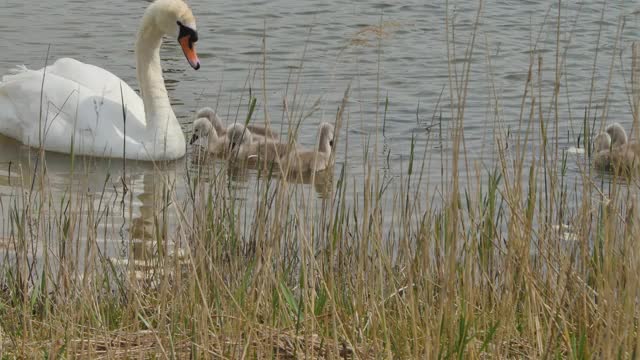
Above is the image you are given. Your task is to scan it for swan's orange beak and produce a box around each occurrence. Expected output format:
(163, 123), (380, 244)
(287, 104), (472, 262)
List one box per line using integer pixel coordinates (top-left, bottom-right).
(179, 35), (200, 70)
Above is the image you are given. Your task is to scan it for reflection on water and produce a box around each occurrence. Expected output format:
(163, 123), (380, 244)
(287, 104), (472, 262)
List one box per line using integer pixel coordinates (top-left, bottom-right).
(128, 173), (162, 245)
(188, 148), (335, 199)
(281, 168), (335, 199)
(118, 172), (189, 282)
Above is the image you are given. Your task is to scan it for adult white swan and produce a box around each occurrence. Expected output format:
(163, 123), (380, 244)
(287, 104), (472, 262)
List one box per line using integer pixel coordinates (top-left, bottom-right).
(0, 0), (200, 160)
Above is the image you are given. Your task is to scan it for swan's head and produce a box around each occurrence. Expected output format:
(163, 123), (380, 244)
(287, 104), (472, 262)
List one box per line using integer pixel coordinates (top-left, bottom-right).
(318, 122), (335, 152)
(196, 107), (225, 134)
(190, 117), (214, 145)
(226, 124), (253, 152)
(593, 132), (612, 153)
(147, 0), (200, 70)
(606, 122), (628, 147)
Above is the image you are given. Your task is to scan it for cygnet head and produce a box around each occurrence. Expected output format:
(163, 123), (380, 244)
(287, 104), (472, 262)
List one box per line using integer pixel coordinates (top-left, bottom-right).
(318, 122), (335, 153)
(143, 0), (200, 70)
(593, 132), (612, 153)
(190, 117), (214, 145)
(605, 122), (628, 147)
(196, 107), (225, 134)
(226, 123), (253, 152)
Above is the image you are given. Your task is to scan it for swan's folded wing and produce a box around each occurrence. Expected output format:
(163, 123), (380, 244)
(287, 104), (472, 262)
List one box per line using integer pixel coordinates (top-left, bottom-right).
(247, 124), (279, 140)
(48, 58), (147, 126)
(0, 69), (147, 157)
(4, 58), (146, 127)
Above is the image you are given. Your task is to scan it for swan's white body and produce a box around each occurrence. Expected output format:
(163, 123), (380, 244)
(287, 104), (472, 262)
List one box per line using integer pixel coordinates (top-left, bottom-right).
(0, 58), (166, 159)
(0, 0), (200, 160)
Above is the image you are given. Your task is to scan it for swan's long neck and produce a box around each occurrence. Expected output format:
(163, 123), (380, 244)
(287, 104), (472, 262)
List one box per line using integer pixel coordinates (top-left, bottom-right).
(136, 22), (177, 137)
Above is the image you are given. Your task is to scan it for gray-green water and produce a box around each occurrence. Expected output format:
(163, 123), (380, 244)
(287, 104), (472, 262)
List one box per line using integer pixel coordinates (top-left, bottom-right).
(1, 0), (639, 261)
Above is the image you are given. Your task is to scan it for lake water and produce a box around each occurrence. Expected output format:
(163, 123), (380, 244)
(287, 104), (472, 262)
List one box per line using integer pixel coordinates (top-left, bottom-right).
(1, 0), (639, 262)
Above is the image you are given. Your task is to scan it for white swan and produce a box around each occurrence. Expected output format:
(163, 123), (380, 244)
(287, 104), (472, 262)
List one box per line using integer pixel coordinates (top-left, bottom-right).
(195, 107), (279, 142)
(284, 122), (334, 173)
(0, 0), (200, 160)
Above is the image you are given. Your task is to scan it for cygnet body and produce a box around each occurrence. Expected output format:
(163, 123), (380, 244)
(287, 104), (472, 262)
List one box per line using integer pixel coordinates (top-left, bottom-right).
(226, 123), (295, 164)
(196, 107), (279, 142)
(226, 123), (255, 161)
(606, 122), (629, 147)
(248, 141), (296, 164)
(189, 117), (228, 156)
(593, 123), (640, 174)
(284, 122), (335, 173)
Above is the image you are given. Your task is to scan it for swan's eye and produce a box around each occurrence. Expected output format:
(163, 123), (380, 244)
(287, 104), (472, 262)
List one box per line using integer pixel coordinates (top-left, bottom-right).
(177, 21), (200, 70)
(329, 140), (334, 147)
(177, 21), (198, 45)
